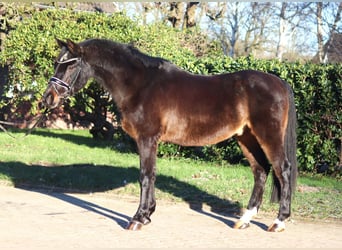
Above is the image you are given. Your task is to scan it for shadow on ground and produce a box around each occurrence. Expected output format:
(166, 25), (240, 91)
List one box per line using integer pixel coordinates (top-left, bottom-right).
(31, 129), (137, 152)
(41, 191), (132, 229)
(31, 130), (110, 148)
(0, 130), (267, 230)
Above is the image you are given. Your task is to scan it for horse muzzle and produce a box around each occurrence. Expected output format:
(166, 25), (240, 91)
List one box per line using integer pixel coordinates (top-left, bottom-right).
(42, 87), (61, 110)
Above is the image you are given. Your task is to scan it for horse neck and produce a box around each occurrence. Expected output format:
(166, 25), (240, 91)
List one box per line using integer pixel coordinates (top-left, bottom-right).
(89, 58), (146, 109)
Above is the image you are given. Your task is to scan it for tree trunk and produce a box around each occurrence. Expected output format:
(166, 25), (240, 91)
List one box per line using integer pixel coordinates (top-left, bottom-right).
(322, 2), (342, 63)
(276, 2), (287, 61)
(229, 3), (239, 58)
(316, 2), (324, 63)
(183, 2), (199, 29)
(168, 2), (185, 29)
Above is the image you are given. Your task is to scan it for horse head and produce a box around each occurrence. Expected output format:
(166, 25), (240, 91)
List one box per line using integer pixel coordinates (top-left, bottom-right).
(42, 39), (90, 109)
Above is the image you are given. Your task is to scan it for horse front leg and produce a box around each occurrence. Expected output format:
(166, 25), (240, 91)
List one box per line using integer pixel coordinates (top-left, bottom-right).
(126, 137), (157, 230)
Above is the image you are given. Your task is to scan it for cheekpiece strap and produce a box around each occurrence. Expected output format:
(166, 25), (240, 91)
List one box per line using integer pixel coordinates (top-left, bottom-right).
(56, 57), (81, 64)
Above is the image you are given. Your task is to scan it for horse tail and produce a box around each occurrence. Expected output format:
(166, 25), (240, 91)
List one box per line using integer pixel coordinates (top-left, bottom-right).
(271, 81), (298, 202)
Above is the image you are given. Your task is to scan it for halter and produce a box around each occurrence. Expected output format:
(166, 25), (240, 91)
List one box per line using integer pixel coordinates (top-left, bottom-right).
(49, 57), (82, 96)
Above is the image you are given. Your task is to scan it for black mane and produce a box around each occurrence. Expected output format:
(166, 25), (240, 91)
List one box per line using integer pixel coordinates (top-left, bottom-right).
(83, 39), (174, 70)
(126, 45), (171, 69)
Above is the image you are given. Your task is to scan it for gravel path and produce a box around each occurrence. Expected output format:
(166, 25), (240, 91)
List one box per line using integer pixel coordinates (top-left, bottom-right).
(1, 186), (341, 248)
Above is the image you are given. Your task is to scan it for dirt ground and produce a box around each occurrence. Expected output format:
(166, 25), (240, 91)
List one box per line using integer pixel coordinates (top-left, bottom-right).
(0, 186), (341, 248)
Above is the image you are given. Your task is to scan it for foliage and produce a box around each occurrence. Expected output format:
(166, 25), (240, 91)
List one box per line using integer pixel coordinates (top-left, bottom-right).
(0, 9), (341, 176)
(0, 3), (35, 40)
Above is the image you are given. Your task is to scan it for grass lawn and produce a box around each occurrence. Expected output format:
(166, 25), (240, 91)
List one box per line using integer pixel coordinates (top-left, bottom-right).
(0, 129), (341, 221)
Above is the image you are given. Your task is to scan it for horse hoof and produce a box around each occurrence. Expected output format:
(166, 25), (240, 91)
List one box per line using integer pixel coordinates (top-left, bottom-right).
(233, 220), (250, 229)
(126, 220), (143, 231)
(267, 223), (285, 232)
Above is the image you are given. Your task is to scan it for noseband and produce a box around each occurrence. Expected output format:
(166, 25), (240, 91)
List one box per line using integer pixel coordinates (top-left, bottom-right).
(49, 57), (82, 96)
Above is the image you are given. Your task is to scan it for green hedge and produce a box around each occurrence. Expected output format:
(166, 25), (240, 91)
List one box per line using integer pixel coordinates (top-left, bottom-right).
(0, 9), (341, 176)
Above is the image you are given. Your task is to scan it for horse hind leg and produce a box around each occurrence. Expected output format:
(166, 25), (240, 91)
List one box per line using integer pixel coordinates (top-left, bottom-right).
(234, 127), (271, 230)
(253, 130), (292, 232)
(267, 155), (292, 232)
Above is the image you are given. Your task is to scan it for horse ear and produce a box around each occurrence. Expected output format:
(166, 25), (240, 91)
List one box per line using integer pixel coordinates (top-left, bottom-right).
(56, 38), (67, 48)
(66, 39), (83, 56)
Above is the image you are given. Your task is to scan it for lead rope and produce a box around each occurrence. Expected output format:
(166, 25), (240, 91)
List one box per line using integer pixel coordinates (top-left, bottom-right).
(0, 108), (49, 139)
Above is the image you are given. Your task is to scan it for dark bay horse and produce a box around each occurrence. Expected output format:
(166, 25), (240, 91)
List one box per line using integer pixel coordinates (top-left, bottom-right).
(42, 38), (297, 232)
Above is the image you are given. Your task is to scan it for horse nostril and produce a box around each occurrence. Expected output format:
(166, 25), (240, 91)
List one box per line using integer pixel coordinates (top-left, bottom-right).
(43, 92), (59, 109)
(44, 93), (53, 106)
(38, 101), (44, 110)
